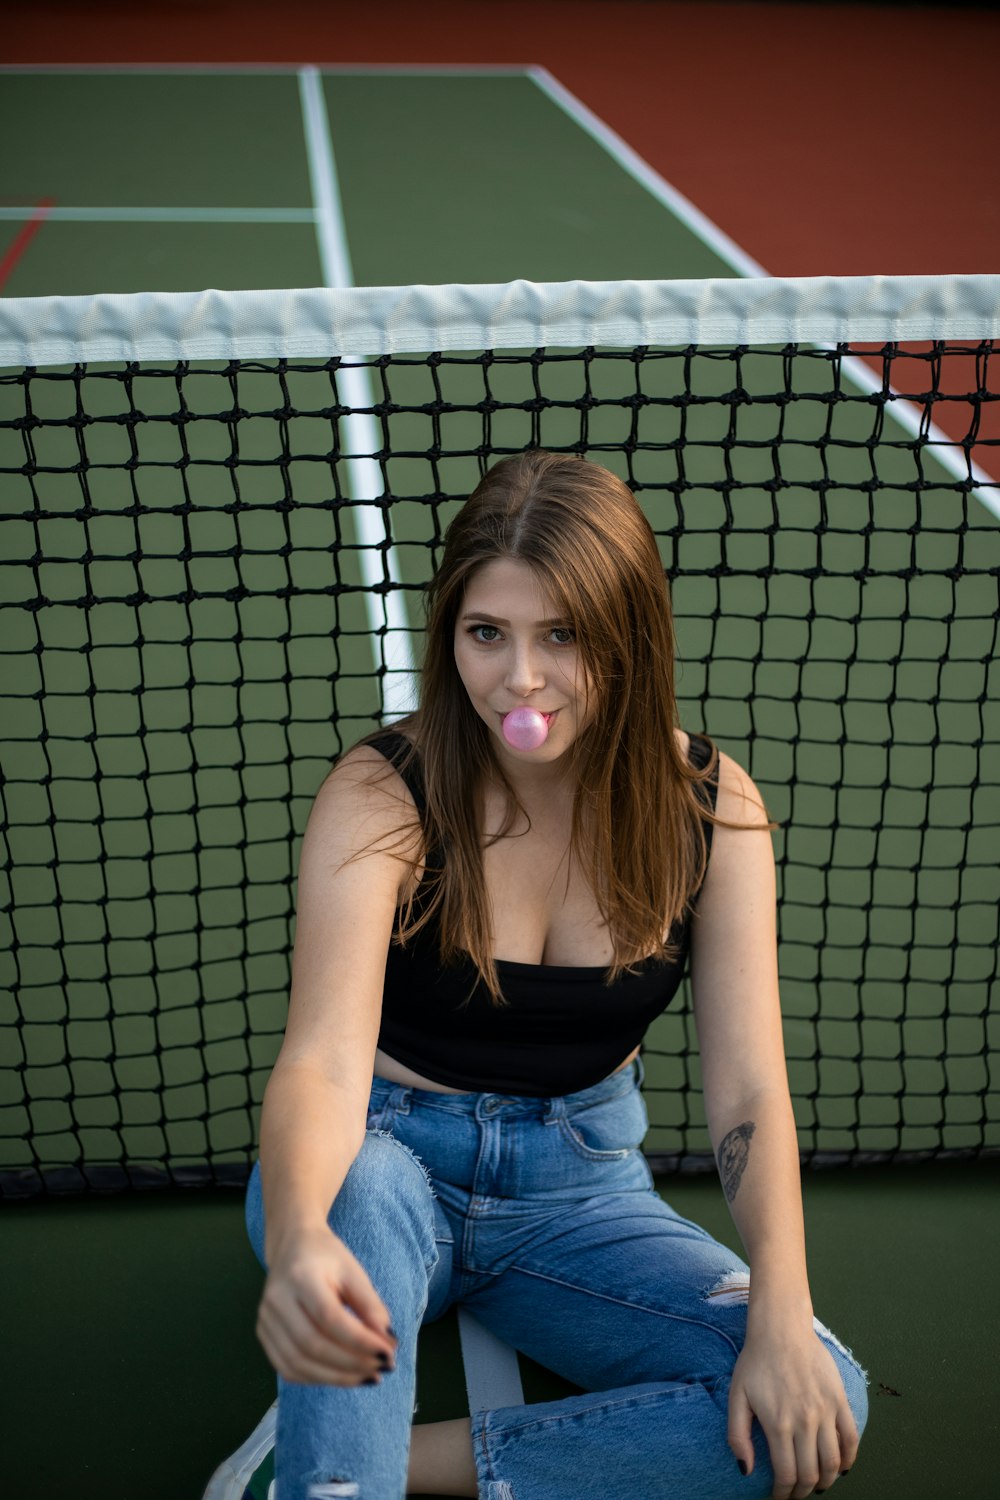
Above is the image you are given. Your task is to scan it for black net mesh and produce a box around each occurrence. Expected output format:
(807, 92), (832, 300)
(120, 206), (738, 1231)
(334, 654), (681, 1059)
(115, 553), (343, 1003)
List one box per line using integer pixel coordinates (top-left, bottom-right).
(1, 340), (998, 1196)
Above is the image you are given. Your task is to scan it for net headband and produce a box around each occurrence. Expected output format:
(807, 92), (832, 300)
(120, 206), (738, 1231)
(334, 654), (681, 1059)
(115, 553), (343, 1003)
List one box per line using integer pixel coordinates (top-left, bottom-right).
(3, 273), (999, 367)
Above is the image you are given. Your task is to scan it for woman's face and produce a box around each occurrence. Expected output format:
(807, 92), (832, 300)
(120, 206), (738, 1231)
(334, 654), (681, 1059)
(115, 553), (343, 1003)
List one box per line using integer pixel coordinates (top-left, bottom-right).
(453, 557), (594, 764)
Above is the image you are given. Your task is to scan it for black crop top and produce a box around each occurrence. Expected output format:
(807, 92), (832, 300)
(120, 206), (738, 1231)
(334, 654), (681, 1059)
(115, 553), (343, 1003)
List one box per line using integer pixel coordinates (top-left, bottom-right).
(370, 730), (719, 1096)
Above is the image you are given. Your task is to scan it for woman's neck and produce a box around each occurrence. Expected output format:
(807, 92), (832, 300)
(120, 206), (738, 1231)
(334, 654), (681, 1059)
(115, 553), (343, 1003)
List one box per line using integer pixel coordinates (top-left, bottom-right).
(490, 747), (579, 806)
(482, 762), (583, 847)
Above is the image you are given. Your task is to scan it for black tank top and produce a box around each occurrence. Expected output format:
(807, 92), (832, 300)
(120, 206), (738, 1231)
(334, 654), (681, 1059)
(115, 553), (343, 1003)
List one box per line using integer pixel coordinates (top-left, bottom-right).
(370, 729), (719, 1096)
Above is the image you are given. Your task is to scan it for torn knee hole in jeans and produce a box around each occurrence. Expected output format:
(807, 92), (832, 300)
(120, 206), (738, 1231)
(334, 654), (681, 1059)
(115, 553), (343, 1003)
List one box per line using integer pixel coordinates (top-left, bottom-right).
(306, 1481), (360, 1498)
(367, 1127), (439, 1201)
(703, 1274), (870, 1385)
(704, 1270), (751, 1305)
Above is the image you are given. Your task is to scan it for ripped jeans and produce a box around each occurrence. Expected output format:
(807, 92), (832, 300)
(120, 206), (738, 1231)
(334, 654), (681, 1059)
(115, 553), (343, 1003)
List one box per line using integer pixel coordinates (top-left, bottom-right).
(244, 1056), (869, 1500)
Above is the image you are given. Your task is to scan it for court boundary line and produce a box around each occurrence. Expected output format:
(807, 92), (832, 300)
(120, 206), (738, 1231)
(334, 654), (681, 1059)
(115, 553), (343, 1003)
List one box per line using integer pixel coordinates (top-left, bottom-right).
(297, 65), (417, 716)
(528, 66), (767, 280)
(528, 65), (998, 516)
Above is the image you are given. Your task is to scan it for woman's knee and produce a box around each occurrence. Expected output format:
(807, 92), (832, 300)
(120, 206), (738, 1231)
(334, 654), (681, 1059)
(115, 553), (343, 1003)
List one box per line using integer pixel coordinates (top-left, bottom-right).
(814, 1318), (870, 1438)
(245, 1130), (439, 1277)
(335, 1129), (439, 1274)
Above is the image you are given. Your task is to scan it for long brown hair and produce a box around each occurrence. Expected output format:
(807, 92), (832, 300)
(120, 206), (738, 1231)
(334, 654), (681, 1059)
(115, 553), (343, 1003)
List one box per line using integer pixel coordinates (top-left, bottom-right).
(356, 450), (726, 1004)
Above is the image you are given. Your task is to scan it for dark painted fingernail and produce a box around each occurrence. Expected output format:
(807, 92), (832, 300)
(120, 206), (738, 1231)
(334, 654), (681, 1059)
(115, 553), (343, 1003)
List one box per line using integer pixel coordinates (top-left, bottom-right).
(737, 1459), (747, 1476)
(387, 1325), (398, 1340)
(377, 1351), (391, 1369)
(841, 1471), (851, 1478)
(363, 1376), (379, 1386)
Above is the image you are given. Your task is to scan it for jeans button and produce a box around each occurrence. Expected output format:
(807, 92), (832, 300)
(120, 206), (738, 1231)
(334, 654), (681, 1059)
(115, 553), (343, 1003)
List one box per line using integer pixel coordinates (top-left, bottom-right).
(483, 1097), (499, 1114)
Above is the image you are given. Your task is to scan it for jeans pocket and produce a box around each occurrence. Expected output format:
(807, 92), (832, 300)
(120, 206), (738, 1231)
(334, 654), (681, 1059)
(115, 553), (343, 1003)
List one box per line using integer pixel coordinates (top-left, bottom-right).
(559, 1084), (649, 1161)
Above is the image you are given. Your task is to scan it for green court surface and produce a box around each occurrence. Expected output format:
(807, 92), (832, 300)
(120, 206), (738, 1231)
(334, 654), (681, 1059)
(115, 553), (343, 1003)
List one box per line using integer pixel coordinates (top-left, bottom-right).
(2, 64), (998, 1500)
(4, 1165), (999, 1499)
(0, 71), (734, 297)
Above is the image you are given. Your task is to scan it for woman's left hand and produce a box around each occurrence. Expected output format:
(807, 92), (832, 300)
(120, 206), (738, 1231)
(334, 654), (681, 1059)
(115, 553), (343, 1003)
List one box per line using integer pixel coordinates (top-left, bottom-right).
(728, 1322), (859, 1498)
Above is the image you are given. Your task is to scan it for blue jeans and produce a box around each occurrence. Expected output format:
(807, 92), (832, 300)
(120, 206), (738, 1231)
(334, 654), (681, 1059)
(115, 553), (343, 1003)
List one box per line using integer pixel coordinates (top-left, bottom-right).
(245, 1057), (869, 1500)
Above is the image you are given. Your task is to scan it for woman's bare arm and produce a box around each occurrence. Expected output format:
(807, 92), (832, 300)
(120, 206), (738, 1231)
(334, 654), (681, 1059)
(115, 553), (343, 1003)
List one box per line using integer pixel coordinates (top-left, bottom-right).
(689, 751), (809, 1315)
(254, 746), (421, 1382)
(690, 752), (859, 1496)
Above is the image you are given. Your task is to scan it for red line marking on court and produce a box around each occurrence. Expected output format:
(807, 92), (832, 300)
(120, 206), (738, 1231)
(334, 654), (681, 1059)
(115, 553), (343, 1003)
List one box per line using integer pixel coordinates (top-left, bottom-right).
(0, 197), (56, 293)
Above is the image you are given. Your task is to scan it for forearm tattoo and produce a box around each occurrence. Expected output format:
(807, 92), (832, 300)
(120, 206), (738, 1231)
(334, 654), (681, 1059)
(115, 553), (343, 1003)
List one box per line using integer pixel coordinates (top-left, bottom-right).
(717, 1120), (756, 1203)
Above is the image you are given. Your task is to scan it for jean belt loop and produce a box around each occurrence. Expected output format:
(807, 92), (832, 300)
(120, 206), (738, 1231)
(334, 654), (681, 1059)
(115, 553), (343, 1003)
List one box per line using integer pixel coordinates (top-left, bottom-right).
(634, 1051), (646, 1089)
(543, 1094), (565, 1125)
(391, 1085), (413, 1115)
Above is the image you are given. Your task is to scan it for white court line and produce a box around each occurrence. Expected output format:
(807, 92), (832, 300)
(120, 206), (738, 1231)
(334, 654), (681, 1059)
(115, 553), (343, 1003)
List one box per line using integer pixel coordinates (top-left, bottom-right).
(297, 65), (418, 720)
(528, 66), (767, 280)
(529, 65), (998, 520)
(813, 341), (997, 519)
(0, 206), (315, 223)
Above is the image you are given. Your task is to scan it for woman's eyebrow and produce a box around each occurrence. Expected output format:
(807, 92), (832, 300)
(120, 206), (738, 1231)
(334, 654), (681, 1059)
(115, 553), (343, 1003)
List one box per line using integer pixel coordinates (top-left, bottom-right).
(460, 611), (570, 626)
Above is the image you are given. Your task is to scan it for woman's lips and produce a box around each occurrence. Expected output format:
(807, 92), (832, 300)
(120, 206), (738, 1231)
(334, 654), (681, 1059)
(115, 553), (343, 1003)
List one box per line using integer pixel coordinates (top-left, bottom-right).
(498, 709), (558, 723)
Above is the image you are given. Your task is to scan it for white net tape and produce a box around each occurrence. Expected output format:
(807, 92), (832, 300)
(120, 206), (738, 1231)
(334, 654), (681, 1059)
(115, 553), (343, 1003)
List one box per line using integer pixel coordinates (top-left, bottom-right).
(1, 273), (998, 366)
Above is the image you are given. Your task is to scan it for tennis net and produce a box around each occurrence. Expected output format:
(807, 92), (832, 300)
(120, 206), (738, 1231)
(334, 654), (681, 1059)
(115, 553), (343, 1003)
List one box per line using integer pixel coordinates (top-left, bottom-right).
(1, 274), (998, 1195)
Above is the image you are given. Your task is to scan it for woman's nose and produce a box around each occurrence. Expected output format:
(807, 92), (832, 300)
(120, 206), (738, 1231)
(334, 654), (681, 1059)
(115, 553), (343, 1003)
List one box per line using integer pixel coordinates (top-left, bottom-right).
(505, 643), (545, 695)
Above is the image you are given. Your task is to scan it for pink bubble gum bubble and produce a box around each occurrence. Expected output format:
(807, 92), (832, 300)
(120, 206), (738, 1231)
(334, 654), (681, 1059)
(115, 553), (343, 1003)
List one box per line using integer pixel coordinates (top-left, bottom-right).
(502, 707), (549, 751)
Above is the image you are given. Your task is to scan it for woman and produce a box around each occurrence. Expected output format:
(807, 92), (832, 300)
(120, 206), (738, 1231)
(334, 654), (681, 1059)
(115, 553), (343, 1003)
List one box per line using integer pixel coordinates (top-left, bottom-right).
(245, 451), (869, 1500)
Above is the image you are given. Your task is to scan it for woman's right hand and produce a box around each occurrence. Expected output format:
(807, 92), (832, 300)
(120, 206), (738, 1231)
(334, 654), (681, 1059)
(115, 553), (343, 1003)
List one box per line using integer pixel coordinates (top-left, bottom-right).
(255, 1225), (399, 1386)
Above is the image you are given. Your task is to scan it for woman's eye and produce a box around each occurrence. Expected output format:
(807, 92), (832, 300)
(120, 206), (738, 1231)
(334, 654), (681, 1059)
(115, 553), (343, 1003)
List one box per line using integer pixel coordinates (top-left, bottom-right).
(467, 624), (573, 645)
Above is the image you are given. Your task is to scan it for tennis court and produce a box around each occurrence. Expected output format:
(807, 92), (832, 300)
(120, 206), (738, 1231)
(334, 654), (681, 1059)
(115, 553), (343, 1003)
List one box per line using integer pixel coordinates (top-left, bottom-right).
(0, 65), (748, 298)
(2, 10), (999, 1499)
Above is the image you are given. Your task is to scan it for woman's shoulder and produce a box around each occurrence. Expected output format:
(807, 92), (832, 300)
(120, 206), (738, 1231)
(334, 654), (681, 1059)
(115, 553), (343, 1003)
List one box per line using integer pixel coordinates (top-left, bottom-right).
(672, 725), (714, 769)
(330, 715), (419, 781)
(672, 726), (714, 785)
(314, 729), (424, 840)
(673, 728), (767, 829)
